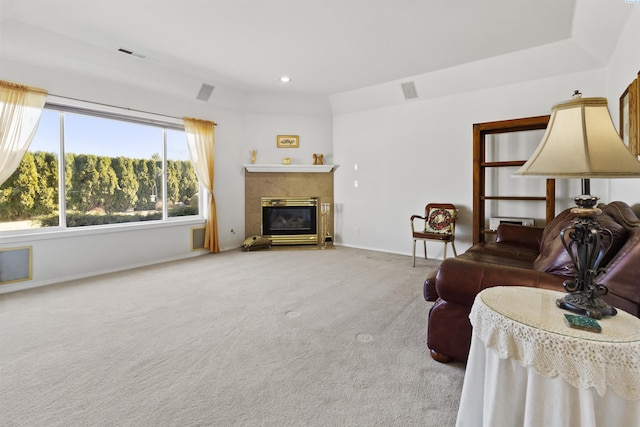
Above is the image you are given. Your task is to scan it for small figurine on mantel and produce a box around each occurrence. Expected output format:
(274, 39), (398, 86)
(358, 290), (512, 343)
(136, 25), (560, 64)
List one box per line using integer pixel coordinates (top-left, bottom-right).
(313, 153), (324, 165)
(249, 149), (257, 164)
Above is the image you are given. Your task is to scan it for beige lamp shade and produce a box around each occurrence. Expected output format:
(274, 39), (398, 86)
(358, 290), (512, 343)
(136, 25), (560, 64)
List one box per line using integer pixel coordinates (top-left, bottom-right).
(517, 97), (640, 178)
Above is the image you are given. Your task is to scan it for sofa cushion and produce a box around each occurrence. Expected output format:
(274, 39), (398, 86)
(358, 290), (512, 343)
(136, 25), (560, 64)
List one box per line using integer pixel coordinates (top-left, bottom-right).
(532, 208), (575, 276)
(533, 206), (629, 277)
(466, 241), (539, 264)
(495, 224), (544, 251)
(599, 209), (631, 267)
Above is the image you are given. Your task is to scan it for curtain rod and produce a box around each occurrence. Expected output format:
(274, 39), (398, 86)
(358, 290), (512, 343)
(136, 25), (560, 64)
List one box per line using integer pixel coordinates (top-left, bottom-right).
(48, 93), (218, 126)
(1, 80), (48, 95)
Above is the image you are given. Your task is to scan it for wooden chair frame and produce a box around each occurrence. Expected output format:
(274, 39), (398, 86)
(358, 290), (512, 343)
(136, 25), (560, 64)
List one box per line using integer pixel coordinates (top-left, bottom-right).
(411, 203), (458, 266)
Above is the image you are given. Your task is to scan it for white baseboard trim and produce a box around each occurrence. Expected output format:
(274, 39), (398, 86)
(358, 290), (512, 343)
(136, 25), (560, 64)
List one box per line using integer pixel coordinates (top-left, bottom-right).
(335, 243), (413, 257)
(0, 249), (212, 295)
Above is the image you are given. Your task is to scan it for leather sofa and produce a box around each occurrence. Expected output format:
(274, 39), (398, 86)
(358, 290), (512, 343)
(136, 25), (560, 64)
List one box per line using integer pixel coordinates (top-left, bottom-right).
(424, 201), (640, 363)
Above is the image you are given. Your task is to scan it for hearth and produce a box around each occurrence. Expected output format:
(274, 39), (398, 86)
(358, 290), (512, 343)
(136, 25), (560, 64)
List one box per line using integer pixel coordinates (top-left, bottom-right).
(261, 197), (318, 245)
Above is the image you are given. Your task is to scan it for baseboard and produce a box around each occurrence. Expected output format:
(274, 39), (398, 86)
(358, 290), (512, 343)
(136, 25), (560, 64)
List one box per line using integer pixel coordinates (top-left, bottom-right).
(334, 243), (412, 257)
(0, 250), (209, 295)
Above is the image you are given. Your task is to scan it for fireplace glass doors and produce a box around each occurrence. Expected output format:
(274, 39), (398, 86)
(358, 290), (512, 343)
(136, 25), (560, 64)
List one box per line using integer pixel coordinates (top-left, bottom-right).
(261, 197), (318, 245)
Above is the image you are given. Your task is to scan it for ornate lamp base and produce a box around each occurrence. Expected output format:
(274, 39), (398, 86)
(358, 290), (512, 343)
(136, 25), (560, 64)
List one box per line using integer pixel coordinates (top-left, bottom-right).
(556, 294), (617, 320)
(557, 194), (618, 320)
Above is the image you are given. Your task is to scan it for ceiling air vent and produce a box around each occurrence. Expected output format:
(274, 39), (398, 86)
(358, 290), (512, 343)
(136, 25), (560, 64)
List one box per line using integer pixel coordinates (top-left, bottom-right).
(117, 48), (146, 59)
(196, 83), (215, 101)
(401, 81), (418, 100)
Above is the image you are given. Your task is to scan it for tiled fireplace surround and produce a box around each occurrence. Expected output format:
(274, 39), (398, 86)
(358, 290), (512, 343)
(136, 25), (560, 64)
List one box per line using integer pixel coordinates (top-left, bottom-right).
(244, 167), (335, 244)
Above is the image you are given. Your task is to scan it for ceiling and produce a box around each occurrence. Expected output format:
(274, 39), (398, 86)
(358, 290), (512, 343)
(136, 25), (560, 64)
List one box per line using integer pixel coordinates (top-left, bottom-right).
(0, 0), (631, 98)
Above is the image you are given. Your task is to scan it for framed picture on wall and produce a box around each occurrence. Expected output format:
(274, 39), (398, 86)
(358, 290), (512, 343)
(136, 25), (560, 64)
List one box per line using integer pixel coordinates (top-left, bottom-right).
(620, 71), (640, 158)
(277, 135), (299, 148)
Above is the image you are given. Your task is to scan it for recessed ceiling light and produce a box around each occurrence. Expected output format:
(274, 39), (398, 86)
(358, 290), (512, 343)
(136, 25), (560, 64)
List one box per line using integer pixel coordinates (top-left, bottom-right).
(280, 76), (291, 83)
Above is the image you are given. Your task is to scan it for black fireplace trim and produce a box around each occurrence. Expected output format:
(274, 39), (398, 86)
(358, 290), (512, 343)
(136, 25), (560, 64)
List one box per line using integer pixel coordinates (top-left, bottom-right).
(261, 197), (319, 245)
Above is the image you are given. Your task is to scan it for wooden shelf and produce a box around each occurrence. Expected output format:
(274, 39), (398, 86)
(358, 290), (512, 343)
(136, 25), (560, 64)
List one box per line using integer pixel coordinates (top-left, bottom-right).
(473, 115), (554, 245)
(481, 160), (526, 167)
(481, 196), (548, 201)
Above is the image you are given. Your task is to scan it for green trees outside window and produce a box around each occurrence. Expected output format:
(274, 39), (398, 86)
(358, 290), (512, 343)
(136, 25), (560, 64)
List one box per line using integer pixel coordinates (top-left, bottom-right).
(0, 108), (200, 231)
(0, 151), (59, 222)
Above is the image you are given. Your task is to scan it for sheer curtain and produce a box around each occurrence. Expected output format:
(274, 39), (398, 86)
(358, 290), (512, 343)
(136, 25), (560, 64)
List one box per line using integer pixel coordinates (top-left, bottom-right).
(184, 117), (220, 253)
(0, 80), (48, 186)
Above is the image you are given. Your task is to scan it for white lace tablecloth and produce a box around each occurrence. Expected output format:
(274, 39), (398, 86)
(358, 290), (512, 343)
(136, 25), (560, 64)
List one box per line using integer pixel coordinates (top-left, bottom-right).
(470, 286), (640, 400)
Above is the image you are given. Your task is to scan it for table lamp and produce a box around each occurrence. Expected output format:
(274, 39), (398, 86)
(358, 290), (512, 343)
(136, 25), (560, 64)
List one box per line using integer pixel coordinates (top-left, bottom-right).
(517, 91), (640, 319)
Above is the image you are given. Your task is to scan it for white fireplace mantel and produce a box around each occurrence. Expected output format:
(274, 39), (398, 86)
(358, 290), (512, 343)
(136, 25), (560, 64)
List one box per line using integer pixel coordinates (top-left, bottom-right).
(244, 164), (337, 173)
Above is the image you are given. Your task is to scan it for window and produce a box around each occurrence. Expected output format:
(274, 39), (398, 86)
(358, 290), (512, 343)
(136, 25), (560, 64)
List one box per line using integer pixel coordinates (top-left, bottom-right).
(0, 105), (200, 232)
(0, 109), (60, 230)
(166, 129), (199, 218)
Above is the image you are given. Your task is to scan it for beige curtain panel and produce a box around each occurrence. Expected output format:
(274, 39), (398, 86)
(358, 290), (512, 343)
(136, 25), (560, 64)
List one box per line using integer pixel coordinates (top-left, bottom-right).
(0, 80), (48, 186)
(184, 117), (220, 253)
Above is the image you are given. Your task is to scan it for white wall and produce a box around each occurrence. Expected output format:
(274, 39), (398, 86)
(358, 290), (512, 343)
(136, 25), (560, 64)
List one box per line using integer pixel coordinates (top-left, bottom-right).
(332, 69), (607, 257)
(242, 113), (333, 166)
(330, 6), (640, 258)
(606, 6), (640, 211)
(0, 220), (206, 293)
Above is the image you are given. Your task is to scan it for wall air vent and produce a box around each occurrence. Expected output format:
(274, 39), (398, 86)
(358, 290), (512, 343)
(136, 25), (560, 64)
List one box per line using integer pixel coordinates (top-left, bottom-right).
(191, 226), (206, 251)
(401, 81), (418, 100)
(196, 83), (215, 101)
(0, 246), (32, 285)
(117, 48), (146, 59)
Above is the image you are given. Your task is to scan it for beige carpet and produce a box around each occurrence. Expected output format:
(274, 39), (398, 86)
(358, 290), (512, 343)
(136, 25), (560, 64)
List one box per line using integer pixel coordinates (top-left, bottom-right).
(0, 246), (465, 426)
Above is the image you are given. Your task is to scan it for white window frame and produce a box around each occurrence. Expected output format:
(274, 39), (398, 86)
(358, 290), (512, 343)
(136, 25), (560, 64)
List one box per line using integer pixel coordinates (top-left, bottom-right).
(0, 98), (205, 238)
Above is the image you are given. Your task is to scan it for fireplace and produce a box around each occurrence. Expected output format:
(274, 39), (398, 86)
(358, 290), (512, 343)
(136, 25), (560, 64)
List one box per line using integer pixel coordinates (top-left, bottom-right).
(261, 197), (318, 245)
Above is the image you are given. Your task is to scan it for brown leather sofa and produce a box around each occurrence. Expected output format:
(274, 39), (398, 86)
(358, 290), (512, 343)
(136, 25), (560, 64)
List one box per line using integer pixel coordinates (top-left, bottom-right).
(424, 201), (640, 363)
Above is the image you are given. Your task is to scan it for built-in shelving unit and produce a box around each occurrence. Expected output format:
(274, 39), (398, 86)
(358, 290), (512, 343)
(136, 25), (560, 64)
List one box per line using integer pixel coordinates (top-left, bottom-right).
(473, 115), (555, 245)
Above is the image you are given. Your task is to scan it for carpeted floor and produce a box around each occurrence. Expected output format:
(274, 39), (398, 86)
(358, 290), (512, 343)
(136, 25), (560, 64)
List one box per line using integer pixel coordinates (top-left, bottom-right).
(0, 246), (465, 426)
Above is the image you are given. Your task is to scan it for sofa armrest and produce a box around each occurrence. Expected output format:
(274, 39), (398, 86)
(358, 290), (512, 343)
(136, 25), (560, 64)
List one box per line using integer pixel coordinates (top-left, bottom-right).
(495, 224), (544, 251)
(435, 258), (565, 307)
(424, 267), (439, 301)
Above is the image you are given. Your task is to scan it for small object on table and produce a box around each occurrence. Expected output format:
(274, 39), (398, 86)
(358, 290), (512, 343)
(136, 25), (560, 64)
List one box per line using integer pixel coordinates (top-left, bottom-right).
(564, 313), (601, 333)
